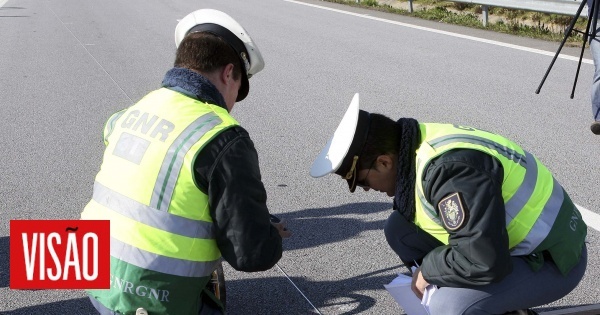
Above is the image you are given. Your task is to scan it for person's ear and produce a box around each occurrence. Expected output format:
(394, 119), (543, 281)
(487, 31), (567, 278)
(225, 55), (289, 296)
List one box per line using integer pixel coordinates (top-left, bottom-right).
(220, 63), (236, 85)
(377, 155), (394, 171)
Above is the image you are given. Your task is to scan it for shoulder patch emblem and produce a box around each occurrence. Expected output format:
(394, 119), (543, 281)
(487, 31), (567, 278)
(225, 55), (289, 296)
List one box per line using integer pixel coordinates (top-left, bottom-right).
(438, 192), (467, 231)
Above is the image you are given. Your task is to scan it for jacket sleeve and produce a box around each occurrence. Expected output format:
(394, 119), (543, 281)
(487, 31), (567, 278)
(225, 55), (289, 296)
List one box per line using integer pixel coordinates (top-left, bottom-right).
(420, 149), (512, 287)
(194, 126), (282, 272)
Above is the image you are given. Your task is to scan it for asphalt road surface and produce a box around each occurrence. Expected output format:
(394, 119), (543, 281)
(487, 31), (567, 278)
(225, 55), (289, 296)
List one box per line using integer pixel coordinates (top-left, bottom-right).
(1, 0), (598, 314)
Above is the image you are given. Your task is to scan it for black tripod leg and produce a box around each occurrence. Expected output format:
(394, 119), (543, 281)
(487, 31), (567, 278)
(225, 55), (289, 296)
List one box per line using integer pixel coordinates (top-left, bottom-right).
(571, 46), (588, 98)
(536, 0), (588, 94)
(571, 0), (597, 98)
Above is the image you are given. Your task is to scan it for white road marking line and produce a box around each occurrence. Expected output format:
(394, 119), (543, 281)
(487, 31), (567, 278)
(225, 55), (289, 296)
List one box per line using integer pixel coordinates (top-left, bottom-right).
(283, 0), (593, 65)
(577, 204), (600, 232)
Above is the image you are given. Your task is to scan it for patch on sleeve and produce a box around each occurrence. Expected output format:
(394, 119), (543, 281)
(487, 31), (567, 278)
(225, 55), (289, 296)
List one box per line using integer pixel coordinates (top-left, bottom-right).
(438, 192), (467, 231)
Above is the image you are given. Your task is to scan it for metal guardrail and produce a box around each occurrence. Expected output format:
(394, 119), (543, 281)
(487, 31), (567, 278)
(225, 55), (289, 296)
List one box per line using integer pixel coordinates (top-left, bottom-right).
(452, 0), (586, 17)
(449, 0), (587, 26)
(357, 0), (588, 26)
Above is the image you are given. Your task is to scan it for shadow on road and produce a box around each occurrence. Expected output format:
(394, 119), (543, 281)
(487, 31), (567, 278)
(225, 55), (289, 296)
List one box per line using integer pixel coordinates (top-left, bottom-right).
(1, 236), (9, 288)
(1, 202), (397, 313)
(224, 265), (405, 315)
(277, 201), (392, 251)
(3, 297), (96, 315)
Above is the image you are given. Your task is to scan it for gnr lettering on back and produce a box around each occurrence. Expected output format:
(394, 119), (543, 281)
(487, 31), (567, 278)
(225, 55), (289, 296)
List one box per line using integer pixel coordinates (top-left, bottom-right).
(121, 110), (175, 142)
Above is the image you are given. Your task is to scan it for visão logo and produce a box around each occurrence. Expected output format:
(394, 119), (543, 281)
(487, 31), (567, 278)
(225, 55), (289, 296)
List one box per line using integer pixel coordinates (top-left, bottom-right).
(10, 220), (110, 289)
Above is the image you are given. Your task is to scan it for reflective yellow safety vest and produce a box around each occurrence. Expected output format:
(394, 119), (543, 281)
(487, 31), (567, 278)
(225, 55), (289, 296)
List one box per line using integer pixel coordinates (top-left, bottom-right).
(413, 123), (586, 275)
(81, 88), (239, 314)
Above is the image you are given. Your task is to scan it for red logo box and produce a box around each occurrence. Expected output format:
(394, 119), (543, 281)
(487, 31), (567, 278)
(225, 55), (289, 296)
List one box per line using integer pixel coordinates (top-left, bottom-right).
(10, 220), (110, 289)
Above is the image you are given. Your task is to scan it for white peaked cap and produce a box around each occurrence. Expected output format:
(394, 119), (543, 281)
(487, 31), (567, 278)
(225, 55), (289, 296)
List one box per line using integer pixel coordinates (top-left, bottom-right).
(174, 9), (265, 101)
(310, 93), (372, 192)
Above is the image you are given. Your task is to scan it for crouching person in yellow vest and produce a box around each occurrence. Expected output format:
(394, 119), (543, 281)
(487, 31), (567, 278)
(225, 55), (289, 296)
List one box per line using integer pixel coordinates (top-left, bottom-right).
(81, 9), (292, 315)
(310, 94), (587, 315)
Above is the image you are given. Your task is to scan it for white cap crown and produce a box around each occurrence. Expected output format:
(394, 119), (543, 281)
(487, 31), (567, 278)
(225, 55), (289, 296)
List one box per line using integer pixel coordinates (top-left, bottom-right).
(174, 9), (265, 77)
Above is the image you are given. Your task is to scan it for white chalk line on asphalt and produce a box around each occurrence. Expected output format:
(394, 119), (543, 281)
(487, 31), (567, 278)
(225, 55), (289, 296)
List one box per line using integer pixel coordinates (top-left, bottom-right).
(45, 1), (134, 104)
(276, 264), (323, 314)
(285, 0), (600, 233)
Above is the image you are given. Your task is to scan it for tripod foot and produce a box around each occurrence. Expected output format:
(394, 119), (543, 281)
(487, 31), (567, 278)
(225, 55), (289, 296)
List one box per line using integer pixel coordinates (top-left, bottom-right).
(591, 121), (600, 135)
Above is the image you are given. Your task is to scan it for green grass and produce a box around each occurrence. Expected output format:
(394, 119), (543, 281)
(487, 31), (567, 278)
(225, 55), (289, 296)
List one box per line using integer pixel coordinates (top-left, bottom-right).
(323, 0), (590, 45)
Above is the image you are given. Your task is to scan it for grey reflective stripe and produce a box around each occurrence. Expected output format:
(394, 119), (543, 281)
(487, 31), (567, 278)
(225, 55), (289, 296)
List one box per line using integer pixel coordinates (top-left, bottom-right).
(416, 158), (422, 174)
(151, 113), (222, 211)
(510, 178), (564, 256)
(111, 237), (219, 277)
(504, 150), (537, 223)
(93, 181), (214, 240)
(416, 186), (442, 225)
(429, 135), (527, 167)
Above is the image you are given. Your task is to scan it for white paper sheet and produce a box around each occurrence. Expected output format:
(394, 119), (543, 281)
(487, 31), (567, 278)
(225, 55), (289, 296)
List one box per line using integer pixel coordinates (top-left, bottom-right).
(384, 274), (429, 315)
(421, 284), (437, 314)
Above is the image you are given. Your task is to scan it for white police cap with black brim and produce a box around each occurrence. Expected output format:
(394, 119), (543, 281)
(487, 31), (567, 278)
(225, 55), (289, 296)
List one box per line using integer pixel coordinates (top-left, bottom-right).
(174, 9), (265, 102)
(310, 93), (371, 193)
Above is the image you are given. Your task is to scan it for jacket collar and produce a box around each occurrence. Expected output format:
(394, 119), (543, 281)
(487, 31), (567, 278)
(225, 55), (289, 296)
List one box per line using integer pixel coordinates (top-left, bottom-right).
(161, 67), (227, 110)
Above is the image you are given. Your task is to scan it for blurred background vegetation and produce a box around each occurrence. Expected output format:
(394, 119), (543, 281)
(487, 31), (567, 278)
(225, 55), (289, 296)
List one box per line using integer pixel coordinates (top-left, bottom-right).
(325, 0), (589, 45)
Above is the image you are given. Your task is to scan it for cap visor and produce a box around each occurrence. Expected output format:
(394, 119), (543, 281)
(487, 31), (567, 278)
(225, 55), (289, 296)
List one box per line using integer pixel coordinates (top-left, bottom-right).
(236, 73), (249, 102)
(309, 93), (360, 178)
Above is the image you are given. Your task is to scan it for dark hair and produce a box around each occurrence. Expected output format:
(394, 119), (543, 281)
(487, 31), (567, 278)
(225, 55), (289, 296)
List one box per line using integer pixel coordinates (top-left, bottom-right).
(174, 32), (242, 80)
(358, 113), (400, 169)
